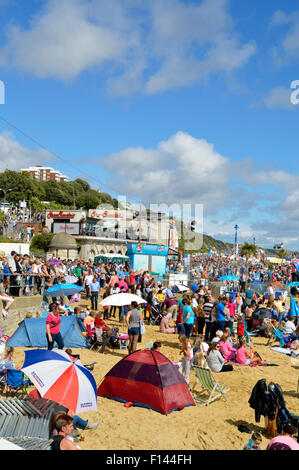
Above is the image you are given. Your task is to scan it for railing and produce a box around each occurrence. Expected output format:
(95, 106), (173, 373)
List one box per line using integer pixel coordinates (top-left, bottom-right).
(0, 273), (65, 297)
(81, 228), (150, 241)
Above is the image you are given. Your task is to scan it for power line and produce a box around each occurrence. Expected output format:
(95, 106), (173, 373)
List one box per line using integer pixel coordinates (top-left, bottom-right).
(0, 114), (120, 196)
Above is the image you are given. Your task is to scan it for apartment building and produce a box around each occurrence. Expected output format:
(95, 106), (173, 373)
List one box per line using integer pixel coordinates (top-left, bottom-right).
(21, 165), (69, 182)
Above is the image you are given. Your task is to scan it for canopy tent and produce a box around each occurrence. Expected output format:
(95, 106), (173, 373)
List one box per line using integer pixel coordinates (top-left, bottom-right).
(248, 280), (266, 295)
(94, 254), (129, 264)
(97, 349), (195, 415)
(6, 316), (89, 349)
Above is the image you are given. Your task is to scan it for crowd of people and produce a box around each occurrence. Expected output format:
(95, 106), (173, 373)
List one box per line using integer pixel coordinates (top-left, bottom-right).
(0, 247), (299, 450)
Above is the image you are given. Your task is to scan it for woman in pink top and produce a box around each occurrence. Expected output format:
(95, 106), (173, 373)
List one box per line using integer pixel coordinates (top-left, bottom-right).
(219, 336), (236, 361)
(236, 338), (262, 365)
(109, 272), (119, 291)
(227, 297), (236, 330)
(46, 303), (64, 350)
(267, 423), (299, 450)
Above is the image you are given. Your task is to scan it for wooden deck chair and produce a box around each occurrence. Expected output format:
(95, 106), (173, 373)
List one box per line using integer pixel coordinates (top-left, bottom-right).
(191, 365), (229, 406)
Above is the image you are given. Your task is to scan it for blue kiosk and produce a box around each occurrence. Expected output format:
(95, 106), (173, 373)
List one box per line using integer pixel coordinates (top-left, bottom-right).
(126, 242), (169, 280)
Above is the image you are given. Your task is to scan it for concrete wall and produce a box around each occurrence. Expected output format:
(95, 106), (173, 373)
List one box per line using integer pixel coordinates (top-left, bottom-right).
(0, 295), (43, 338)
(0, 243), (30, 257)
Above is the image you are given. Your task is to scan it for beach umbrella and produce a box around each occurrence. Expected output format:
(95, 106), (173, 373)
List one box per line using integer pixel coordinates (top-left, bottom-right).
(219, 275), (239, 281)
(172, 285), (190, 293)
(248, 280), (266, 294)
(49, 259), (62, 266)
(252, 307), (272, 320)
(43, 283), (83, 298)
(100, 293), (147, 307)
(64, 275), (79, 284)
(21, 349), (98, 414)
(287, 282), (299, 287)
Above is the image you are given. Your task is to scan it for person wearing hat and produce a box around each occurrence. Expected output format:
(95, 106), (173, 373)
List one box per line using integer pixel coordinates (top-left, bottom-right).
(46, 302), (64, 350)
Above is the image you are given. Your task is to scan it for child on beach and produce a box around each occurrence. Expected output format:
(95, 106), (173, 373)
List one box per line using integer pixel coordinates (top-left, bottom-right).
(178, 334), (193, 388)
(237, 316), (245, 342)
(243, 432), (262, 450)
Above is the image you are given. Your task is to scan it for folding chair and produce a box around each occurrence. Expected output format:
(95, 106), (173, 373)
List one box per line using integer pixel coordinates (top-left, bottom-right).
(4, 369), (32, 398)
(268, 324), (289, 348)
(244, 324), (259, 344)
(89, 327), (103, 352)
(191, 365), (229, 406)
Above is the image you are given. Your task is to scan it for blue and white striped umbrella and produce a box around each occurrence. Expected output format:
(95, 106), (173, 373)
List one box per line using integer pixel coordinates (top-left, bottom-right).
(43, 283), (83, 297)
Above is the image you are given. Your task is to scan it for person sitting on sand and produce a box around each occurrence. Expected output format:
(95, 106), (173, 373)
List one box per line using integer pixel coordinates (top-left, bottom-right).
(151, 341), (162, 352)
(160, 312), (176, 334)
(50, 414), (80, 450)
(243, 432), (262, 450)
(192, 335), (208, 366)
(205, 342), (233, 372)
(236, 337), (263, 365)
(219, 335), (236, 362)
(266, 423), (299, 450)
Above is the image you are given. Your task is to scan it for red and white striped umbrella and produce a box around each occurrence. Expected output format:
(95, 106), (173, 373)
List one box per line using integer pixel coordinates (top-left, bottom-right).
(22, 349), (98, 414)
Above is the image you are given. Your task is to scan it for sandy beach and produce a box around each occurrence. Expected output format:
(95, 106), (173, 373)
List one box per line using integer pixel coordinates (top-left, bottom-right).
(5, 308), (299, 451)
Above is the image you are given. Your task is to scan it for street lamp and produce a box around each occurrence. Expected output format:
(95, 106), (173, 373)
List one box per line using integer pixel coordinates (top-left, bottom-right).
(234, 225), (239, 258)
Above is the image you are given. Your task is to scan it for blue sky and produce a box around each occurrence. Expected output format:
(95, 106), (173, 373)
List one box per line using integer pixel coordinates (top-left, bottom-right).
(0, 0), (299, 250)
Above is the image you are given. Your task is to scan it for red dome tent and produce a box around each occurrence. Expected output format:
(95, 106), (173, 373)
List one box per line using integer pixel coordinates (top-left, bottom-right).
(97, 349), (195, 415)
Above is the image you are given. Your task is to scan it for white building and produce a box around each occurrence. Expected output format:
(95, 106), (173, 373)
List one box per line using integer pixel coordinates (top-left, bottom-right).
(21, 165), (69, 182)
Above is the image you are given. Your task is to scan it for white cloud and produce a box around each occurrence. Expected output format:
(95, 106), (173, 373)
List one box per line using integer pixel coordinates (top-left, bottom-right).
(270, 10), (299, 66)
(95, 131), (231, 213)
(0, 132), (55, 172)
(0, 0), (256, 95)
(251, 86), (296, 111)
(0, 0), (130, 80)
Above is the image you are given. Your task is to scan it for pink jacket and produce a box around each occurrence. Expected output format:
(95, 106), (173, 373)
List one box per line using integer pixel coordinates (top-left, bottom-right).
(227, 301), (236, 317)
(219, 340), (236, 361)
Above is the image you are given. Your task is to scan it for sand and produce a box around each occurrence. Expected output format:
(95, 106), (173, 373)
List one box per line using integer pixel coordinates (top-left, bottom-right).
(7, 310), (299, 451)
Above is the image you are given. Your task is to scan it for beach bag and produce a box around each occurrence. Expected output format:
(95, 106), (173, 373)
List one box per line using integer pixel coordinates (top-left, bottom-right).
(140, 321), (146, 335)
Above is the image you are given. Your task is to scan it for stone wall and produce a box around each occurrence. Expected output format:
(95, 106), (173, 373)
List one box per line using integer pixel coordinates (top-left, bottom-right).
(0, 295), (43, 338)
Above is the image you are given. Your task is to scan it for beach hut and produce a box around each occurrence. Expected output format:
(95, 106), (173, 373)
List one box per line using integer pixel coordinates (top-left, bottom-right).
(6, 316), (89, 349)
(97, 349), (195, 415)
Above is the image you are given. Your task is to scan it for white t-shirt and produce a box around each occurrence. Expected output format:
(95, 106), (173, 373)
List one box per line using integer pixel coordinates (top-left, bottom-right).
(84, 275), (94, 286)
(284, 320), (296, 335)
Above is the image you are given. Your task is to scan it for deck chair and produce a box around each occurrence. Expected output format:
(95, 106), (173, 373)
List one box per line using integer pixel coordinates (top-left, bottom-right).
(273, 328), (289, 348)
(244, 324), (259, 344)
(4, 369), (31, 397)
(89, 327), (103, 352)
(191, 365), (229, 406)
(268, 324), (288, 348)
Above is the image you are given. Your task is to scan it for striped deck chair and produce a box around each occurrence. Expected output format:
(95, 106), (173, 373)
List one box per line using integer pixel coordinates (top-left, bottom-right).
(191, 366), (229, 406)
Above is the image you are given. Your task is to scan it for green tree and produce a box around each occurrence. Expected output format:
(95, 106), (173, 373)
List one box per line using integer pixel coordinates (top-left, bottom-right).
(30, 232), (54, 253)
(0, 170), (36, 203)
(277, 248), (287, 261)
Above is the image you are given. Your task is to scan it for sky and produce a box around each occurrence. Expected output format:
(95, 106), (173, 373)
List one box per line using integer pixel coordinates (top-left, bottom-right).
(0, 0), (299, 250)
